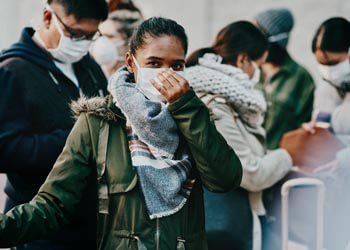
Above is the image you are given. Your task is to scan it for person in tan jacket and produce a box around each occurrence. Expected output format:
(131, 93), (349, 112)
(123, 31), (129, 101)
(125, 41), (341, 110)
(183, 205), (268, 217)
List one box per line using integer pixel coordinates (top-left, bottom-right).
(186, 21), (292, 250)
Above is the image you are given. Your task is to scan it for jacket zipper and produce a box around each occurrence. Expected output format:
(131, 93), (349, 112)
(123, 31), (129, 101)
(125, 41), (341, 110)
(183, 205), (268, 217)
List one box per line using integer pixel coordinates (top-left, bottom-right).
(48, 71), (84, 97)
(88, 69), (104, 97)
(48, 71), (62, 93)
(156, 218), (160, 250)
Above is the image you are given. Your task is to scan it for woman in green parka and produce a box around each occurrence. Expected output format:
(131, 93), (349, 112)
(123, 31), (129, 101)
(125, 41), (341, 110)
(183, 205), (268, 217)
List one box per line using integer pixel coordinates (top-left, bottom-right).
(0, 17), (242, 250)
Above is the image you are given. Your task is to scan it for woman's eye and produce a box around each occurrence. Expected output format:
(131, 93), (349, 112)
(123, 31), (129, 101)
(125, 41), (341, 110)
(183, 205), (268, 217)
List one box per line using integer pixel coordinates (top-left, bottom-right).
(148, 61), (160, 67)
(172, 64), (184, 70)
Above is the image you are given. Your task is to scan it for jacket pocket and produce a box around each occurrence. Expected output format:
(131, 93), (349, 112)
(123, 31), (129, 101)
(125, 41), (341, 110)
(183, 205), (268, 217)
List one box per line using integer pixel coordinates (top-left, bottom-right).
(96, 120), (138, 214)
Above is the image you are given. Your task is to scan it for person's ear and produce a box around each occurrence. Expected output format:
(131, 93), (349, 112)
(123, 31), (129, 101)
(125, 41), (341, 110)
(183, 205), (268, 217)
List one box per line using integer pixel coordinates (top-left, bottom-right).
(125, 52), (135, 73)
(43, 10), (52, 29)
(236, 53), (247, 70)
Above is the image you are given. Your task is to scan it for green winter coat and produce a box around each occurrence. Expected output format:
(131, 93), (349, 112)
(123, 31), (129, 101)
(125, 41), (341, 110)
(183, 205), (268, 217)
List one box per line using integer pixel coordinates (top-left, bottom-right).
(0, 90), (242, 250)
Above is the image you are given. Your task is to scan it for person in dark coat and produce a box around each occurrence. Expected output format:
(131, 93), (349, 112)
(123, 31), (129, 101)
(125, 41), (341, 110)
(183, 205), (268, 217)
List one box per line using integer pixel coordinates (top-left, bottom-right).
(0, 0), (109, 249)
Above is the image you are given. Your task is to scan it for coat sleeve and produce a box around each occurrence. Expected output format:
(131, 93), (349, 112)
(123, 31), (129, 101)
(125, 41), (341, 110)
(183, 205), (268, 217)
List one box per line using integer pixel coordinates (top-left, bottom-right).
(168, 90), (242, 192)
(331, 99), (350, 135)
(0, 68), (70, 175)
(0, 113), (94, 247)
(209, 100), (292, 192)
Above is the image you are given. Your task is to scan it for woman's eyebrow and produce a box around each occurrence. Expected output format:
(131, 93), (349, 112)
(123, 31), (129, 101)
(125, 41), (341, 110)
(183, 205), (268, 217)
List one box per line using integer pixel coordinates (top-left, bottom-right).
(146, 56), (163, 60)
(173, 59), (186, 64)
(145, 57), (186, 64)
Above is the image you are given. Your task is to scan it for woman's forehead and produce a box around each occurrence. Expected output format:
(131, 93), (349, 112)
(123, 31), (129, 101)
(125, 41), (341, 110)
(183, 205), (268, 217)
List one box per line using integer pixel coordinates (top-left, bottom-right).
(136, 35), (185, 60)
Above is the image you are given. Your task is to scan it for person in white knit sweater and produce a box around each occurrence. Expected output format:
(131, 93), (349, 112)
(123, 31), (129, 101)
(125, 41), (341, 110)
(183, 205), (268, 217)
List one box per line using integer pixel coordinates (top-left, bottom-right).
(186, 21), (293, 250)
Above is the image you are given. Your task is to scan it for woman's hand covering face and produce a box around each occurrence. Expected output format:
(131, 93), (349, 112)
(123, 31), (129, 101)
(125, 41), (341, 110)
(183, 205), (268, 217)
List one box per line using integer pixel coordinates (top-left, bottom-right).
(150, 68), (189, 104)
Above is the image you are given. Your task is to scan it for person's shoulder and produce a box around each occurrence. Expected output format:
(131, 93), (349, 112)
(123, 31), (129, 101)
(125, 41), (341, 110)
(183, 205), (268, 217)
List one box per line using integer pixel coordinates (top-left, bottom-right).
(71, 95), (122, 125)
(0, 58), (27, 84)
(0, 56), (33, 71)
(200, 92), (227, 107)
(288, 57), (314, 82)
(199, 92), (237, 119)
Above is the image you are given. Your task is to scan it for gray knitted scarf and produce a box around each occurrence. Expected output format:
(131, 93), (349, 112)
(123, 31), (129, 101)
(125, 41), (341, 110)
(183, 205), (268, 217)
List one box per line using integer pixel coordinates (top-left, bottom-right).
(109, 67), (194, 219)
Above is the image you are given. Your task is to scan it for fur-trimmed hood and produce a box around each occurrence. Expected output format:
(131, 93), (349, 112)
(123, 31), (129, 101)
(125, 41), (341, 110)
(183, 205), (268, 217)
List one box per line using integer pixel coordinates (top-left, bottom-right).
(70, 95), (121, 122)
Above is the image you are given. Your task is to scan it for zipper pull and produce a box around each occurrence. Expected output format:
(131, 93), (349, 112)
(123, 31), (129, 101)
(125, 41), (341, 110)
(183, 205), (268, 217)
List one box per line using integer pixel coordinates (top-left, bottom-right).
(176, 237), (186, 250)
(48, 71), (62, 93)
(130, 234), (147, 250)
(88, 69), (105, 97)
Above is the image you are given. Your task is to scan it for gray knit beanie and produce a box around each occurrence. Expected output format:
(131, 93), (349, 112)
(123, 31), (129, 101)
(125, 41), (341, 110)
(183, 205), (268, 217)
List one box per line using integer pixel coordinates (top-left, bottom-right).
(254, 8), (294, 48)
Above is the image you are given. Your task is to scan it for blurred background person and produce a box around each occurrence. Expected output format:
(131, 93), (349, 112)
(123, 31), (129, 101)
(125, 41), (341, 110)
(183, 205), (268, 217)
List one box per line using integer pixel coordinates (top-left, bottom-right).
(305, 17), (350, 146)
(254, 8), (315, 150)
(186, 21), (292, 250)
(300, 16), (350, 250)
(91, 0), (143, 77)
(106, 0), (137, 12)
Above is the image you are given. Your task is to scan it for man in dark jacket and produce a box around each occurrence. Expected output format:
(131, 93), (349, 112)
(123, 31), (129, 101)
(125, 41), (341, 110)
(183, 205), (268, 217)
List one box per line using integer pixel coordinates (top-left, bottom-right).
(0, 0), (109, 249)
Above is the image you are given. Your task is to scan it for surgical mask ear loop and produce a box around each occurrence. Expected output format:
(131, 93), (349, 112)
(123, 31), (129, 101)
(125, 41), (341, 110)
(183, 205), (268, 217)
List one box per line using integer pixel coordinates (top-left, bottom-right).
(132, 55), (141, 69)
(132, 55), (142, 83)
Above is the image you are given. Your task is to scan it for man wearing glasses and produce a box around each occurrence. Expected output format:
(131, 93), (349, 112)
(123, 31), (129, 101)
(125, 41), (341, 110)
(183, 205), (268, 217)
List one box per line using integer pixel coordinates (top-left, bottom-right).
(0, 0), (109, 249)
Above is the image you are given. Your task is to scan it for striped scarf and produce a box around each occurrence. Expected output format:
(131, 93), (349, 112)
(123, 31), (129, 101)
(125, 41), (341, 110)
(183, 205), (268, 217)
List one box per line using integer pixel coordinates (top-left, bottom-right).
(127, 127), (195, 220)
(109, 67), (196, 219)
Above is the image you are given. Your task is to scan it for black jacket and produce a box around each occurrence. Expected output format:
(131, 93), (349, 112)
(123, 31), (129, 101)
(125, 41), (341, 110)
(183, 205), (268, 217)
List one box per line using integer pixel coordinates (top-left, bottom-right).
(0, 27), (108, 249)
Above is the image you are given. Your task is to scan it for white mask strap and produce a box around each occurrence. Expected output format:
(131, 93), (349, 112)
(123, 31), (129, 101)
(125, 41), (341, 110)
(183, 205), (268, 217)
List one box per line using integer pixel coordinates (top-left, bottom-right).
(132, 55), (141, 69)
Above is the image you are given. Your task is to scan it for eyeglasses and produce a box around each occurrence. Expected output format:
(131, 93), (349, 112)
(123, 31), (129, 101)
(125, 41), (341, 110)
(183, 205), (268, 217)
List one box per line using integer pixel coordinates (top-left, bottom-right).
(53, 11), (102, 41)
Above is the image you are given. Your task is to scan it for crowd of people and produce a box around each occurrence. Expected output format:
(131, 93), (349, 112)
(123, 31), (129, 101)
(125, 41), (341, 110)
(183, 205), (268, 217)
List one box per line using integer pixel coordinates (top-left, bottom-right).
(0, 0), (349, 249)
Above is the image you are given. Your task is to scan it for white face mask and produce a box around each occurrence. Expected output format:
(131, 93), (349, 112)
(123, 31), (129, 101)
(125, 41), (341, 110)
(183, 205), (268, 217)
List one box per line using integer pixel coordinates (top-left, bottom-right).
(133, 57), (186, 102)
(47, 6), (92, 64)
(251, 61), (261, 85)
(92, 36), (125, 68)
(133, 56), (166, 102)
(318, 58), (350, 87)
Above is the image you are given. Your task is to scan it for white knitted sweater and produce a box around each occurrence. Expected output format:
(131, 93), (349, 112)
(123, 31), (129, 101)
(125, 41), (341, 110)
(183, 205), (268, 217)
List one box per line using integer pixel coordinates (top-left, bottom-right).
(186, 53), (267, 128)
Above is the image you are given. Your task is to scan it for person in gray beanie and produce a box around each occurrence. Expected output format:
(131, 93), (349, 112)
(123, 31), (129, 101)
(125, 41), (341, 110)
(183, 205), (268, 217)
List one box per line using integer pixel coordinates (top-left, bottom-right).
(255, 8), (294, 48)
(254, 8), (315, 150)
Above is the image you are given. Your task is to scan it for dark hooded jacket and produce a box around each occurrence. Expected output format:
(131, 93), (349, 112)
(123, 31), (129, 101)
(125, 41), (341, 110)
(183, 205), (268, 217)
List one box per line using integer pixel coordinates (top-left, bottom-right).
(0, 27), (108, 249)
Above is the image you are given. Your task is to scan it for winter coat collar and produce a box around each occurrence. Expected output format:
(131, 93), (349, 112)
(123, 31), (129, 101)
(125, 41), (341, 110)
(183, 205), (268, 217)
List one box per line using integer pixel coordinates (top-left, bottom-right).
(71, 95), (122, 123)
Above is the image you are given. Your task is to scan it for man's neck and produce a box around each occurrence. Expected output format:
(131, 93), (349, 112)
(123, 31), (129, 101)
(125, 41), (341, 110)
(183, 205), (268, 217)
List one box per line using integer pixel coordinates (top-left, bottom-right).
(33, 29), (69, 66)
(32, 28), (49, 50)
